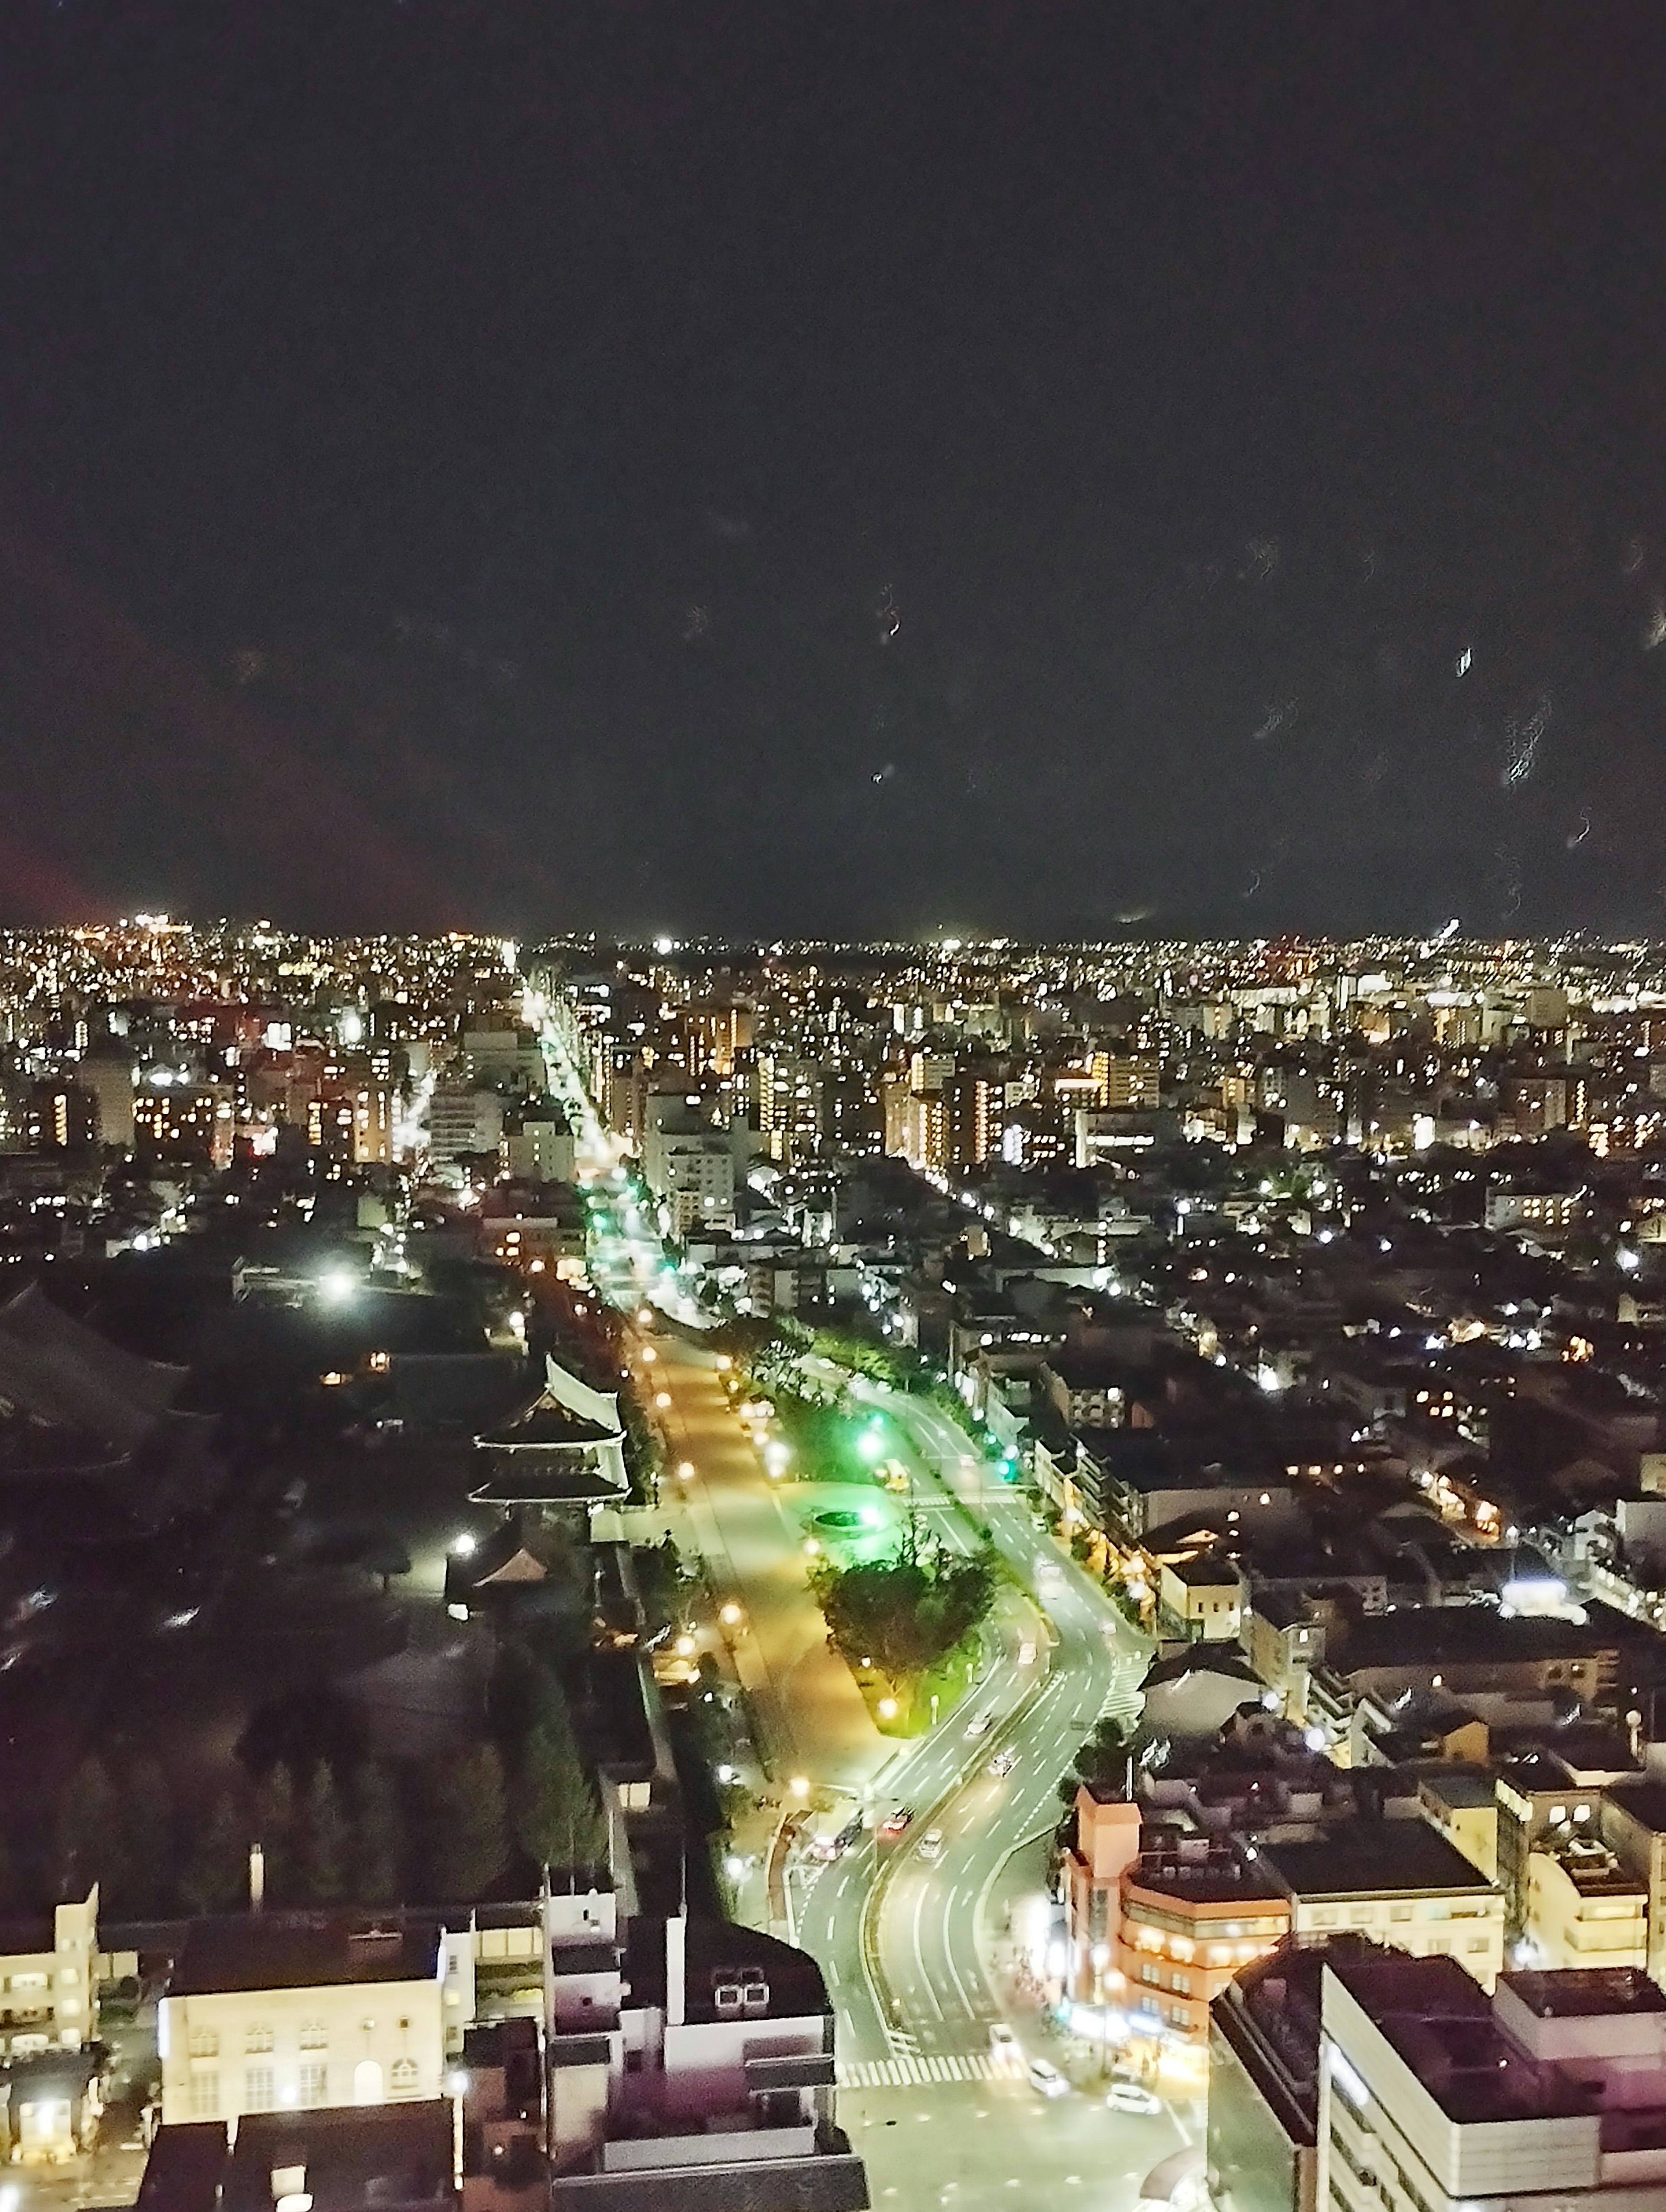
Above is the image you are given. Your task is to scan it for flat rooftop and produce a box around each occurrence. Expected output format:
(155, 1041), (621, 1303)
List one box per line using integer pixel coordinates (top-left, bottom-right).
(1507, 1968), (1666, 2021)
(169, 1914), (440, 1997)
(1260, 1823), (1497, 1902)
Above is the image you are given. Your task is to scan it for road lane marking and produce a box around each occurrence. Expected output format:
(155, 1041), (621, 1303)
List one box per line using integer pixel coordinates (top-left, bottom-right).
(838, 2055), (997, 2086)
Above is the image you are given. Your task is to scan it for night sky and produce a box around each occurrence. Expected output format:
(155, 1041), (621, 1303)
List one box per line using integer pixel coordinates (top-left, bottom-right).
(4, 3), (1666, 941)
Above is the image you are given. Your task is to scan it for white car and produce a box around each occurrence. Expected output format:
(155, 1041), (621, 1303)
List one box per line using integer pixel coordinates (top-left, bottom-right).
(1017, 1639), (1036, 1666)
(989, 1747), (1017, 1777)
(1027, 2058), (1069, 2098)
(1106, 2081), (1163, 2116)
(964, 1709), (994, 1739)
(918, 1828), (945, 1863)
(988, 2022), (1020, 2066)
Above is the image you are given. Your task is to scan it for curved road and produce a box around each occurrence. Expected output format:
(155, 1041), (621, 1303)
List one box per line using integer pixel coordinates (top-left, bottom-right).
(536, 1005), (1150, 2062)
(792, 1375), (1148, 2061)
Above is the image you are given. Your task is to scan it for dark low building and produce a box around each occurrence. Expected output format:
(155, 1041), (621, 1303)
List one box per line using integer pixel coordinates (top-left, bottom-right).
(1209, 1936), (1393, 2212)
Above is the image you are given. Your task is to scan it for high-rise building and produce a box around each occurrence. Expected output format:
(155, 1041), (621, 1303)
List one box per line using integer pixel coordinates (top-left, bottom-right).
(757, 1054), (822, 1165)
(944, 1070), (1000, 1170)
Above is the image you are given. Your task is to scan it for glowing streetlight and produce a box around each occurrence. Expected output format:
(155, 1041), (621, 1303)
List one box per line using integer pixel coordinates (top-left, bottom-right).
(877, 1697), (898, 1720)
(720, 1602), (742, 1626)
(789, 1775), (810, 1799)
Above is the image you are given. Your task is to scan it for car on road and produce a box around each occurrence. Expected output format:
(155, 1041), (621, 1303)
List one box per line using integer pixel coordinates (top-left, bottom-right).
(878, 1806), (913, 1839)
(988, 1748), (1017, 1777)
(1017, 1639), (1036, 1666)
(917, 1827), (944, 1863)
(988, 2022), (1020, 2067)
(1106, 2081), (1163, 2116)
(1027, 2058), (1069, 2098)
(964, 1709), (994, 1738)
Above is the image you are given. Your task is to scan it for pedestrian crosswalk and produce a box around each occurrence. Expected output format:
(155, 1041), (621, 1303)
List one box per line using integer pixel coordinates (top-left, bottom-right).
(837, 2053), (998, 2088)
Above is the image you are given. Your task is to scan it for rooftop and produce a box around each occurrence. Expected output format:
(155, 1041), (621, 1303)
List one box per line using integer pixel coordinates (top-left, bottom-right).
(1325, 1953), (1666, 2130)
(1259, 1823), (1499, 1902)
(167, 1914), (441, 1998)
(1507, 1968), (1666, 2021)
(621, 1918), (830, 2028)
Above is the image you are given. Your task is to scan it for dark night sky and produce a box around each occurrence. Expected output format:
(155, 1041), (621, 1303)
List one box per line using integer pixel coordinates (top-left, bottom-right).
(3, 2), (1666, 940)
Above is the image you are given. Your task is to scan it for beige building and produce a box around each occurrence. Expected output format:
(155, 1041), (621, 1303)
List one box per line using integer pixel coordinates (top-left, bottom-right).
(1598, 1779), (1666, 1983)
(1157, 1554), (1244, 1645)
(1259, 1829), (1505, 1988)
(0, 1889), (100, 2058)
(1525, 1835), (1648, 1971)
(158, 1916), (473, 2127)
(1416, 1768), (1498, 1882)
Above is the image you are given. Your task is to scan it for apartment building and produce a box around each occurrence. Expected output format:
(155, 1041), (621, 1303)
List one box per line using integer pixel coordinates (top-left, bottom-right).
(0, 1889), (100, 2058)
(1524, 1834), (1648, 1971)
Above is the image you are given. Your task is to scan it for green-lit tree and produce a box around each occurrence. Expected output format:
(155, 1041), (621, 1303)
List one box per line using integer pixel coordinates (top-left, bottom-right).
(350, 1764), (407, 1905)
(181, 1795), (248, 1916)
(298, 1765), (352, 1903)
(810, 1539), (997, 1685)
(422, 1746), (509, 1901)
(54, 1756), (127, 1902)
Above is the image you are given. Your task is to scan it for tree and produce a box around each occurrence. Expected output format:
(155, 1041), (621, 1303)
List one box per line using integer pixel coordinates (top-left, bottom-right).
(1057, 1717), (1132, 1804)
(810, 1540), (997, 1685)
(0, 1829), (21, 1913)
(422, 1746), (509, 1901)
(350, 1764), (407, 1905)
(514, 1705), (607, 1877)
(253, 1764), (298, 1902)
(298, 1765), (352, 1903)
(119, 1758), (175, 1916)
(181, 1795), (248, 1916)
(54, 1756), (127, 1902)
